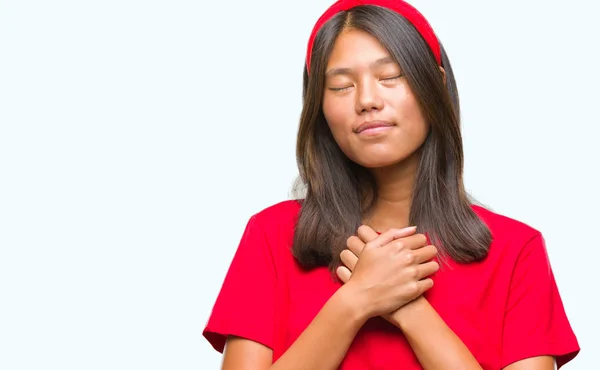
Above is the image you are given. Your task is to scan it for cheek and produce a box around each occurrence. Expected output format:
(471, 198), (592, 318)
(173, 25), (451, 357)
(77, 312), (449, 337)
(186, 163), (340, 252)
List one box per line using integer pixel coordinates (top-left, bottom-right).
(322, 96), (352, 141)
(394, 94), (429, 139)
(322, 96), (347, 129)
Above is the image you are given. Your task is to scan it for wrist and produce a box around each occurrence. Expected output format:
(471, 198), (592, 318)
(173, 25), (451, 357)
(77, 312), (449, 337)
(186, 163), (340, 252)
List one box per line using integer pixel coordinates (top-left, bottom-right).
(336, 283), (371, 325)
(390, 296), (429, 330)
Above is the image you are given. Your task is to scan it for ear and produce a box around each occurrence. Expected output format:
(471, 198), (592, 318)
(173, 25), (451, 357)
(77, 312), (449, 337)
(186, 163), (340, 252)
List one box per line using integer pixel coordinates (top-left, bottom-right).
(439, 66), (446, 85)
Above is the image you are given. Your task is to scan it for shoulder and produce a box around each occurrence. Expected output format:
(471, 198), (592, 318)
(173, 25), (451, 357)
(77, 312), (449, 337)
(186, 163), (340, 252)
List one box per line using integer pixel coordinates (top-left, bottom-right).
(252, 199), (303, 227)
(244, 199), (303, 254)
(471, 204), (543, 258)
(472, 204), (541, 240)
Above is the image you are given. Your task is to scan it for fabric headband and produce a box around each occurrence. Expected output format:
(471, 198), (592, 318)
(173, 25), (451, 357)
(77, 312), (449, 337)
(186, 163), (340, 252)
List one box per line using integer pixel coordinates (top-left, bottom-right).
(305, 0), (441, 73)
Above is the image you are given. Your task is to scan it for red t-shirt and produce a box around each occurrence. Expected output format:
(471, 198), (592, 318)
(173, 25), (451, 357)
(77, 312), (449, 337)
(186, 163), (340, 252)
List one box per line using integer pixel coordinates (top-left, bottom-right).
(203, 200), (580, 369)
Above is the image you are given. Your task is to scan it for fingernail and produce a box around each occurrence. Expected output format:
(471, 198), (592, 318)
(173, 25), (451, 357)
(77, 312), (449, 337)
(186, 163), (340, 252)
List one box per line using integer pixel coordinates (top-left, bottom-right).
(401, 226), (417, 231)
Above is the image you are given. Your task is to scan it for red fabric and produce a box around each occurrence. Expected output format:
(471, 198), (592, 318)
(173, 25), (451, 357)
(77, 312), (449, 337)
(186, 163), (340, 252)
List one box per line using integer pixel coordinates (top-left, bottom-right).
(306, 0), (442, 72)
(203, 200), (580, 369)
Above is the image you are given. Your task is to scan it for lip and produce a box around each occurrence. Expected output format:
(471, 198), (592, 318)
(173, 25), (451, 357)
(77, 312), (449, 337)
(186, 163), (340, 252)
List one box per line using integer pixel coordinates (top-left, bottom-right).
(355, 120), (395, 134)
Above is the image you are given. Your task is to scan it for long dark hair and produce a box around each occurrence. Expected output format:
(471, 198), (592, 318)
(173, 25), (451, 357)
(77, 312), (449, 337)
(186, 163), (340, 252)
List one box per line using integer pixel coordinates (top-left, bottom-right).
(292, 5), (492, 272)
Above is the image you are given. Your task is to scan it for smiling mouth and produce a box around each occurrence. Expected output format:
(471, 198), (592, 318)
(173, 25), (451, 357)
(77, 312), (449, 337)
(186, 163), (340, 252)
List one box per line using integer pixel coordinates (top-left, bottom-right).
(355, 120), (395, 134)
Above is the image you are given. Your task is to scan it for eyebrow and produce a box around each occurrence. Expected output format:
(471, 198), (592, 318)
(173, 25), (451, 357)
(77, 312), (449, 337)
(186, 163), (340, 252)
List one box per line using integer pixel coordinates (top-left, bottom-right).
(325, 56), (397, 77)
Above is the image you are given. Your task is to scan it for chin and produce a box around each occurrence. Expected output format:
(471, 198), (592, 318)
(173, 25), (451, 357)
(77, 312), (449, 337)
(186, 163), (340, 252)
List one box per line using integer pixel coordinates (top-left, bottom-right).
(353, 157), (406, 169)
(348, 149), (419, 169)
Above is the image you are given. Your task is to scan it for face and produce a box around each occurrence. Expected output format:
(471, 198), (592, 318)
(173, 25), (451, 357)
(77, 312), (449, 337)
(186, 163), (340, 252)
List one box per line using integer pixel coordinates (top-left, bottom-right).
(322, 28), (429, 169)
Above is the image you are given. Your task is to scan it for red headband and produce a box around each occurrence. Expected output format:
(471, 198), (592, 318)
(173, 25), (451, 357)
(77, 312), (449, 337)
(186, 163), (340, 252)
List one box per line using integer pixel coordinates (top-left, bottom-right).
(305, 0), (441, 73)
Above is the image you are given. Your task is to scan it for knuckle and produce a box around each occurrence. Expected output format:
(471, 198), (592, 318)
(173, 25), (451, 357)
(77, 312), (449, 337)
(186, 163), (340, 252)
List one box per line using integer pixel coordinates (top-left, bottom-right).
(405, 281), (419, 295)
(394, 240), (406, 251)
(404, 251), (415, 264)
(405, 266), (418, 278)
(361, 245), (375, 257)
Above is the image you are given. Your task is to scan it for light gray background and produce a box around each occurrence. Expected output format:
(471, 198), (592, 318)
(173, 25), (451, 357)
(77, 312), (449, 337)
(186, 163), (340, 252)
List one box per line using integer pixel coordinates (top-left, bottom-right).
(1, 0), (598, 369)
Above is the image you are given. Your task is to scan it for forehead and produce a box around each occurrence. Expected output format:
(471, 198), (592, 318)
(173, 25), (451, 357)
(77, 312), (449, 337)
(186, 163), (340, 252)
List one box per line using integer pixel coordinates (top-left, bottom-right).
(326, 29), (392, 68)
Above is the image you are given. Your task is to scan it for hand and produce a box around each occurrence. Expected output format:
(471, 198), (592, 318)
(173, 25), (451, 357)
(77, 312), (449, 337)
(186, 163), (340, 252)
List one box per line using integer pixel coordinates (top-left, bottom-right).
(336, 225), (439, 320)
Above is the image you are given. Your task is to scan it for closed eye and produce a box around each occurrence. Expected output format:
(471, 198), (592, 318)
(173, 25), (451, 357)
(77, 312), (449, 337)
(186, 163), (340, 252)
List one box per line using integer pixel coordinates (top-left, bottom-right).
(328, 74), (403, 91)
(329, 86), (353, 92)
(381, 74), (403, 81)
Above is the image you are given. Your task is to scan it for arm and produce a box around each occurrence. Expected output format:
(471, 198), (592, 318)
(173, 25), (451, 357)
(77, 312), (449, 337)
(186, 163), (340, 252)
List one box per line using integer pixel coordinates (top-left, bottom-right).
(339, 225), (481, 368)
(223, 226), (435, 370)
(222, 284), (368, 370)
(339, 226), (564, 370)
(389, 298), (555, 370)
(389, 297), (482, 370)
(503, 357), (555, 370)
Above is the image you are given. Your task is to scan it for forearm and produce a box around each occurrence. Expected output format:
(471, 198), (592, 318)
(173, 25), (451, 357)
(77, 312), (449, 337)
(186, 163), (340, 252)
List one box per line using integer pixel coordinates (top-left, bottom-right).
(270, 285), (367, 370)
(389, 297), (482, 370)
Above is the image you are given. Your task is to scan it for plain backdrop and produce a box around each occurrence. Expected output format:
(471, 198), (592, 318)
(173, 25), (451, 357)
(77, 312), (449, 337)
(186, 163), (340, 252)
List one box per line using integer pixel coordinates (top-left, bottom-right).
(1, 0), (598, 369)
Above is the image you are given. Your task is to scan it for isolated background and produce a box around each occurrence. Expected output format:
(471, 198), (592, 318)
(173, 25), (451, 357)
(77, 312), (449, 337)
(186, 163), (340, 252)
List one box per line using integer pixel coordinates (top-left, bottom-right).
(1, 0), (598, 369)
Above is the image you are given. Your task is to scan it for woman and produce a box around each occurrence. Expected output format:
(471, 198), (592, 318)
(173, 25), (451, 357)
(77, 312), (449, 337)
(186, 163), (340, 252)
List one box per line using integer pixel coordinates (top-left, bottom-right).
(203, 0), (580, 369)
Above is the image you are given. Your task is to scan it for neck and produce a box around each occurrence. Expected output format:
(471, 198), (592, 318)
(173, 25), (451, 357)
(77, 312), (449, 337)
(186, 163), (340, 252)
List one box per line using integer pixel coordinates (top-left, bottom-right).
(364, 153), (419, 233)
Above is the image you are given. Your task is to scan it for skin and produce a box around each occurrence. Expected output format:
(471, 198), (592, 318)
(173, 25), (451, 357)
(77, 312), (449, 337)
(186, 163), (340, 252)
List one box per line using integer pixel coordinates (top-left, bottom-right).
(223, 227), (436, 370)
(221, 28), (556, 370)
(337, 224), (556, 370)
(322, 28), (430, 230)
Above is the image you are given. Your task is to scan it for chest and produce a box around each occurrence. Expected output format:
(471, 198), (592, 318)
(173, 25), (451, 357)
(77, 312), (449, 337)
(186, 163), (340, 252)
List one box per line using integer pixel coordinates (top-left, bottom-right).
(274, 263), (508, 370)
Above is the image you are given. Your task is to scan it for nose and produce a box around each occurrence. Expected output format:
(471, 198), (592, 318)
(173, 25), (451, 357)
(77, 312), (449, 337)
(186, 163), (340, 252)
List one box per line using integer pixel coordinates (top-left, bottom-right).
(355, 78), (384, 114)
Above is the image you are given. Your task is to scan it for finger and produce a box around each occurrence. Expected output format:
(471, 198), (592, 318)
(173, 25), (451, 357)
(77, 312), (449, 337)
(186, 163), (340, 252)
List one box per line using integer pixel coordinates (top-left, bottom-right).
(416, 261), (440, 280)
(356, 225), (379, 243)
(357, 224), (417, 243)
(346, 236), (365, 256)
(412, 244), (438, 263)
(340, 249), (359, 272)
(362, 226), (418, 250)
(416, 278), (435, 294)
(388, 233), (428, 252)
(392, 225), (419, 239)
(336, 266), (352, 283)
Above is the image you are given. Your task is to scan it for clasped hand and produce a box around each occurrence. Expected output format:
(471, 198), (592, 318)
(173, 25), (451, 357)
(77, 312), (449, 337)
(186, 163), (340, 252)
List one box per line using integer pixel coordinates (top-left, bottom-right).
(336, 225), (439, 322)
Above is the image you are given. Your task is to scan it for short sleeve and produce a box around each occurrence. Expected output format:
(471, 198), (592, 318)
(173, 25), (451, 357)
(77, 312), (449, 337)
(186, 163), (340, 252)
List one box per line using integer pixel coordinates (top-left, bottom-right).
(203, 215), (276, 353)
(501, 233), (580, 368)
